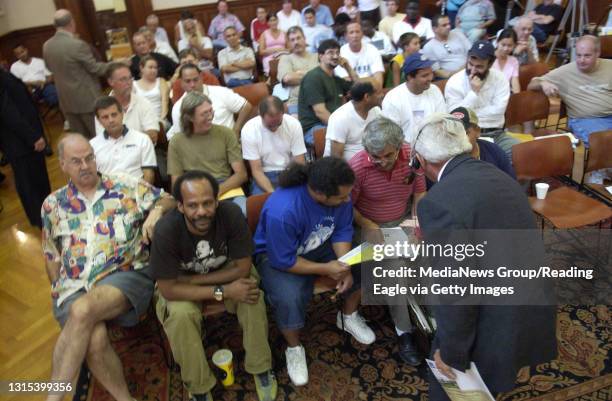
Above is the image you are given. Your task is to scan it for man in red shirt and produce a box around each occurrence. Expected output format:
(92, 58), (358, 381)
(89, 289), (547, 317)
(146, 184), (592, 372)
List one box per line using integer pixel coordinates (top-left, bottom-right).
(349, 116), (426, 366)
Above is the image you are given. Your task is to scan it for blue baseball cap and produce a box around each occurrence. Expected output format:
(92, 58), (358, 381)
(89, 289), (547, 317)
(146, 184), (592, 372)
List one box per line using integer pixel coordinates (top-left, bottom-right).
(468, 40), (495, 60)
(402, 52), (435, 76)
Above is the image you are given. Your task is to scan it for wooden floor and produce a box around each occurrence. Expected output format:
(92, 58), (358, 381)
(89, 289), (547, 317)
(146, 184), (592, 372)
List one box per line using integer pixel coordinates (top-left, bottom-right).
(0, 118), (65, 401)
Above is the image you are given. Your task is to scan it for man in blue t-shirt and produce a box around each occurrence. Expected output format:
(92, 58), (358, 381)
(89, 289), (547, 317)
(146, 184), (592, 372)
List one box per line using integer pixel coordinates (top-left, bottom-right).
(254, 157), (375, 387)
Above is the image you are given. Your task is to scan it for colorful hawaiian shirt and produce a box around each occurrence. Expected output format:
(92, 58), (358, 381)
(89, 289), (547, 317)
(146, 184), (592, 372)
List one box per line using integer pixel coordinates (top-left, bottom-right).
(41, 173), (162, 306)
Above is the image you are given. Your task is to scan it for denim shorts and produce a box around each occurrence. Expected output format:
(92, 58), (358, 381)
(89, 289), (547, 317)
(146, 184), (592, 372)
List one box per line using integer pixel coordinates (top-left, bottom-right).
(255, 241), (361, 330)
(52, 267), (154, 328)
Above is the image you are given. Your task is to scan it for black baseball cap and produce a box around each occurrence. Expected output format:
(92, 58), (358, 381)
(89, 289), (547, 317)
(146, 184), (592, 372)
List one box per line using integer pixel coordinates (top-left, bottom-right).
(468, 40), (495, 60)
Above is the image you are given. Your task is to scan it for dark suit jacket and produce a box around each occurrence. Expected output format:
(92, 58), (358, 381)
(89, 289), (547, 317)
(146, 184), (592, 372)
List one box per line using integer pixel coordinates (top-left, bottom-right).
(417, 154), (557, 392)
(130, 52), (177, 81)
(43, 30), (108, 114)
(0, 70), (44, 160)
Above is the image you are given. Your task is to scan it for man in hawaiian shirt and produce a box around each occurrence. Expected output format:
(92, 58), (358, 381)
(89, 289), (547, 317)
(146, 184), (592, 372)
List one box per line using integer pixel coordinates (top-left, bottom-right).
(41, 133), (174, 401)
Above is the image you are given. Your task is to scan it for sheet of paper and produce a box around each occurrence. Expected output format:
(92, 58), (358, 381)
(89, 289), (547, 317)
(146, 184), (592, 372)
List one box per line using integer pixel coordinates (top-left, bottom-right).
(426, 360), (495, 401)
(339, 243), (374, 266)
(219, 187), (245, 201)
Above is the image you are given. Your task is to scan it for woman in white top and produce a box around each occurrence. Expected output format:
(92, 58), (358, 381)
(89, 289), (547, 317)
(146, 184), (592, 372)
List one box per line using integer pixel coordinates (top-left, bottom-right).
(135, 55), (170, 127)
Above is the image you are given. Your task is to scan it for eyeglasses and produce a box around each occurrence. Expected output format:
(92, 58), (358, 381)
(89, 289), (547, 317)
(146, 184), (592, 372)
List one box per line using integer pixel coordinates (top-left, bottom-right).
(367, 149), (400, 165)
(67, 154), (96, 167)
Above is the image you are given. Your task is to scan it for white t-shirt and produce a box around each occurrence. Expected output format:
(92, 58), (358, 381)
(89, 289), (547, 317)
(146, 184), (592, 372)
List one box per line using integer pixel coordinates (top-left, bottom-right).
(392, 18), (435, 44)
(95, 92), (159, 137)
(335, 43), (384, 79)
(167, 85), (247, 140)
(363, 31), (396, 57)
(10, 57), (51, 83)
(324, 101), (382, 161)
(358, 0), (380, 12)
(90, 128), (157, 179)
(154, 41), (179, 63)
(382, 83), (446, 141)
(241, 114), (307, 172)
(277, 9), (302, 32)
(178, 35), (213, 53)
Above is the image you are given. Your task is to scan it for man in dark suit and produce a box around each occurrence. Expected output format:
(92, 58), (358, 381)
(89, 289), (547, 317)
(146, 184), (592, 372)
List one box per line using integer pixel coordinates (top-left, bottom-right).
(412, 113), (557, 400)
(43, 9), (109, 138)
(0, 69), (51, 228)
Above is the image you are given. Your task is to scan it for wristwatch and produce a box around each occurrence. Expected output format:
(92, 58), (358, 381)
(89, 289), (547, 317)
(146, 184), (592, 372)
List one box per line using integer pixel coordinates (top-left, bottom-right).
(213, 285), (224, 302)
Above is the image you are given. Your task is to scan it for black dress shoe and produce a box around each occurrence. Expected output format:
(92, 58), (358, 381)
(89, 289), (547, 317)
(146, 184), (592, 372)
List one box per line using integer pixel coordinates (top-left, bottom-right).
(44, 144), (53, 157)
(397, 332), (422, 366)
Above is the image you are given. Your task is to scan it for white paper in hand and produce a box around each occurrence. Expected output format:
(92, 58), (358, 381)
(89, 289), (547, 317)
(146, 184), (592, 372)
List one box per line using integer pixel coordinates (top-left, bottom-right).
(426, 360), (495, 401)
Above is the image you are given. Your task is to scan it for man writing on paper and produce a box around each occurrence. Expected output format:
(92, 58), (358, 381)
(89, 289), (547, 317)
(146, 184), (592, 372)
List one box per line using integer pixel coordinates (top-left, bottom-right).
(412, 113), (556, 400)
(349, 117), (426, 366)
(168, 92), (247, 215)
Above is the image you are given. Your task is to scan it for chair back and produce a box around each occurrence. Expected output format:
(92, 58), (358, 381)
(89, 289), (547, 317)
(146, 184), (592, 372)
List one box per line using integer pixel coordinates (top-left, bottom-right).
(585, 130), (612, 173)
(512, 135), (574, 180)
(268, 58), (280, 86)
(246, 193), (272, 234)
(232, 82), (270, 120)
(601, 35), (612, 58)
(505, 90), (550, 127)
(432, 79), (447, 94)
(518, 62), (550, 90)
(313, 127), (326, 160)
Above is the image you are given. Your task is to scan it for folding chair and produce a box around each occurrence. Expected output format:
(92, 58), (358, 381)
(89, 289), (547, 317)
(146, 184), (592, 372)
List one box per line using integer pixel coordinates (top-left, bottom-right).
(581, 130), (612, 206)
(313, 127), (326, 160)
(518, 62), (550, 91)
(232, 82), (270, 120)
(512, 135), (612, 229)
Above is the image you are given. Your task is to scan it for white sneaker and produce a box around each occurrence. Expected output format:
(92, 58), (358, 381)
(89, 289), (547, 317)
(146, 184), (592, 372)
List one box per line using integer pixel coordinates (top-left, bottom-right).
(285, 345), (308, 386)
(337, 311), (376, 345)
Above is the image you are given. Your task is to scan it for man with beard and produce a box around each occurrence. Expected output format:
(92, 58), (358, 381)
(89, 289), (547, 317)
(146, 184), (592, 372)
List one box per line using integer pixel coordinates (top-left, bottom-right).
(298, 39), (359, 145)
(150, 170), (277, 401)
(241, 96), (307, 194)
(382, 52), (446, 141)
(445, 40), (518, 158)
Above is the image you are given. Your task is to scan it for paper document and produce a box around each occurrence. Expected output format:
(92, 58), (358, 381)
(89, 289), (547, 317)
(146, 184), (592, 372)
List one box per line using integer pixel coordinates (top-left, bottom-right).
(426, 360), (495, 401)
(219, 187), (245, 201)
(339, 243), (374, 266)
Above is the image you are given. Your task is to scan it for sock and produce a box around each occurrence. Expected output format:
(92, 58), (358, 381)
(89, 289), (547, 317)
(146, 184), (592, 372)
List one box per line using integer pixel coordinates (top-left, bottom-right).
(395, 326), (407, 336)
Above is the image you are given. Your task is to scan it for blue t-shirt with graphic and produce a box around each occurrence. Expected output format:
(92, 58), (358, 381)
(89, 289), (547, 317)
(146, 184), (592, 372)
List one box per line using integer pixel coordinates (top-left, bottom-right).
(253, 185), (353, 270)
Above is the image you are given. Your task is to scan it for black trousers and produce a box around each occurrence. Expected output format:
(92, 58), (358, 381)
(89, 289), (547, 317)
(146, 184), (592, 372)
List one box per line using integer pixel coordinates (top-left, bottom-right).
(11, 152), (51, 228)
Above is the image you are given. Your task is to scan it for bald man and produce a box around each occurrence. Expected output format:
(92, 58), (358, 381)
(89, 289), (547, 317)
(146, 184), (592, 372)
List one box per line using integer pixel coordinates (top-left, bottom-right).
(43, 10), (110, 138)
(528, 35), (612, 182)
(41, 133), (175, 401)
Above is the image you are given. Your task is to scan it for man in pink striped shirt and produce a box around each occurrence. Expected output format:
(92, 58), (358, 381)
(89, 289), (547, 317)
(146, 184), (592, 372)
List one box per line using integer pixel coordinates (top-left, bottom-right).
(349, 117), (426, 366)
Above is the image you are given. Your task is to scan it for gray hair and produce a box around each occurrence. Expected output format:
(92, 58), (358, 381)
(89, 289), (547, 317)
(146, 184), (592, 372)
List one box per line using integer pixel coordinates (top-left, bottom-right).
(180, 92), (212, 136)
(54, 9), (73, 28)
(362, 117), (405, 154)
(58, 132), (89, 160)
(412, 113), (472, 163)
(576, 35), (600, 52)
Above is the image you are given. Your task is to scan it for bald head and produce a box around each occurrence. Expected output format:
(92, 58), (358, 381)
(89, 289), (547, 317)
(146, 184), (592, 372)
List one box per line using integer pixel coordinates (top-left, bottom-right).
(575, 35), (600, 73)
(576, 35), (600, 52)
(54, 9), (73, 28)
(58, 133), (90, 160)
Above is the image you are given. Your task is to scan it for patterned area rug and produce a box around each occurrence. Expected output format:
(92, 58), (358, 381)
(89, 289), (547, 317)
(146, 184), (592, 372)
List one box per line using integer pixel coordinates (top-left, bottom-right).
(77, 298), (610, 401)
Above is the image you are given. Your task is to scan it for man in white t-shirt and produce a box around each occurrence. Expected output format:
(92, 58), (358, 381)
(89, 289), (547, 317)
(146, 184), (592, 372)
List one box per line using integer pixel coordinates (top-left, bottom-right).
(392, 1), (434, 44)
(242, 96), (307, 194)
(277, 0), (302, 32)
(167, 63), (252, 140)
(335, 22), (385, 89)
(445, 40), (518, 158)
(382, 52), (446, 141)
(11, 44), (59, 107)
(91, 96), (157, 184)
(324, 82), (382, 161)
(177, 18), (213, 63)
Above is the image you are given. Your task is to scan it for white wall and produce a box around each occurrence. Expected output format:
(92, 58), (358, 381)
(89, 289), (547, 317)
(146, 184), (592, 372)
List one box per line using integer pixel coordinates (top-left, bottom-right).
(152, 0), (217, 11)
(0, 0), (56, 35)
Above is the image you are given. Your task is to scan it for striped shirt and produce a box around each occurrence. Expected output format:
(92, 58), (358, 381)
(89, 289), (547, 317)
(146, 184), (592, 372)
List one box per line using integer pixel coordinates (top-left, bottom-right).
(349, 143), (426, 223)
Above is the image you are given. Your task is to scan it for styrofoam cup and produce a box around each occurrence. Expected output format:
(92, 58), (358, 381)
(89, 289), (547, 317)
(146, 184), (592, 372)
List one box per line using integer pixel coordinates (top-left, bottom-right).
(535, 183), (549, 200)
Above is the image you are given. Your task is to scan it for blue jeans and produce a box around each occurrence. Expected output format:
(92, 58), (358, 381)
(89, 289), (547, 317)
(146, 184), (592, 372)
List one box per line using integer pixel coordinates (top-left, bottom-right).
(33, 83), (59, 107)
(532, 24), (548, 43)
(304, 123), (326, 146)
(226, 78), (254, 88)
(255, 241), (361, 330)
(251, 171), (281, 195)
(568, 116), (612, 147)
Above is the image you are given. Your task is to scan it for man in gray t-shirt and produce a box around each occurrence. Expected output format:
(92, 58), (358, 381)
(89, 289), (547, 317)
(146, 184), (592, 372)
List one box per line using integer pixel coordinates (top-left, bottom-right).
(422, 15), (471, 79)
